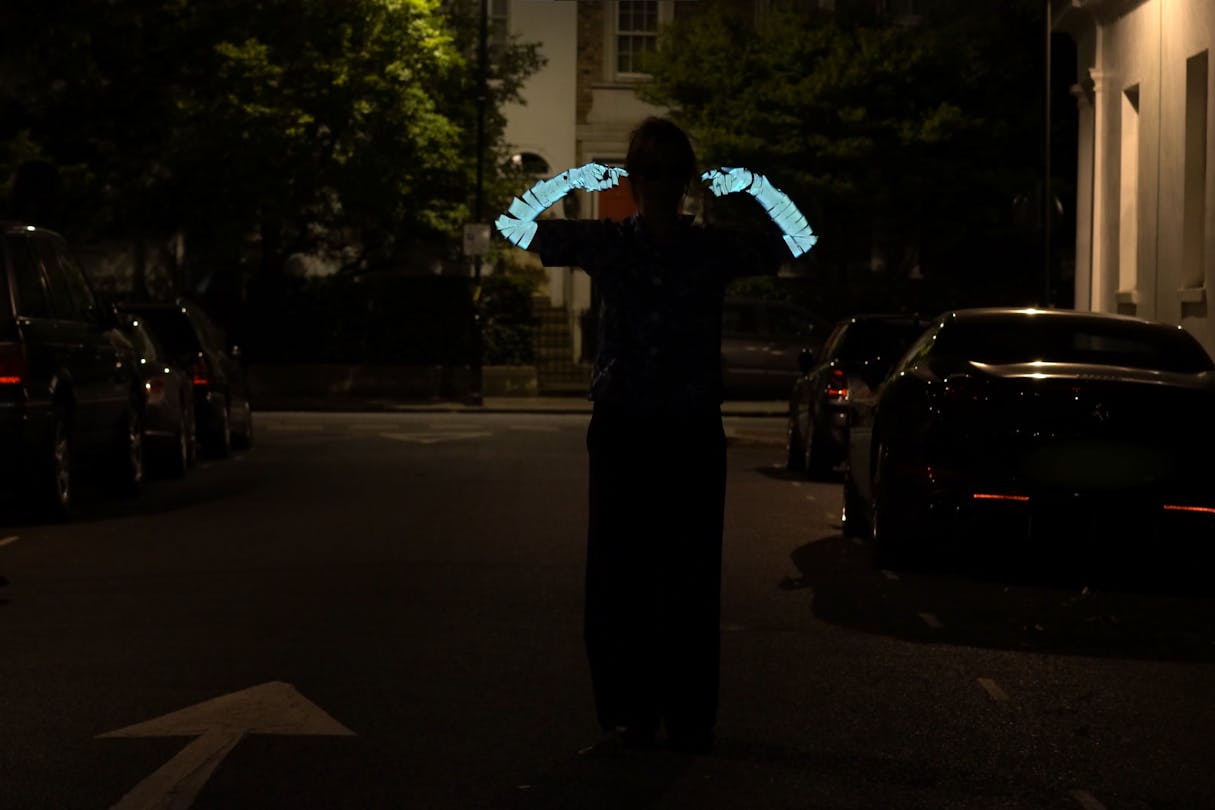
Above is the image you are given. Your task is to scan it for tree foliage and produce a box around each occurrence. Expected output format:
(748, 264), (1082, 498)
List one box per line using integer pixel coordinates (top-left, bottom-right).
(639, 0), (1047, 310)
(0, 0), (543, 277)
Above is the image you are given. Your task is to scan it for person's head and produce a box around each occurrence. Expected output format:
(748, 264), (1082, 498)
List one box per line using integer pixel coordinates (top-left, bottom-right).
(625, 117), (696, 221)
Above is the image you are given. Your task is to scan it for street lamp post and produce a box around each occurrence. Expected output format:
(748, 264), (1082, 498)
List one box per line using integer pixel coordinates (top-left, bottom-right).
(1044, 0), (1053, 308)
(469, 0), (488, 405)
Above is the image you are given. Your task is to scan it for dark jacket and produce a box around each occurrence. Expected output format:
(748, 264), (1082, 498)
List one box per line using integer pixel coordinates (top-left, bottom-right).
(533, 215), (785, 415)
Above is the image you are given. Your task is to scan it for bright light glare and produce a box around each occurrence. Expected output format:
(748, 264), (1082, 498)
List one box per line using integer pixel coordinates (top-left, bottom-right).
(972, 493), (1030, 502)
(1163, 504), (1215, 514)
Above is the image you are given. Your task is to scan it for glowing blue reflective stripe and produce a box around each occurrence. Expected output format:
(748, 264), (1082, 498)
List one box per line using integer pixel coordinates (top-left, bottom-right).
(495, 163), (629, 249)
(700, 167), (816, 258)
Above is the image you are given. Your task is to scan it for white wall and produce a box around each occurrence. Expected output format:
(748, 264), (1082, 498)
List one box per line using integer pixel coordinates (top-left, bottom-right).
(500, 1), (578, 309)
(1067, 0), (1215, 359)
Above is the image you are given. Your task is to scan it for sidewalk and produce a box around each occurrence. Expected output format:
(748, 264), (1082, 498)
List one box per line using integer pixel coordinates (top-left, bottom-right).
(256, 395), (788, 418)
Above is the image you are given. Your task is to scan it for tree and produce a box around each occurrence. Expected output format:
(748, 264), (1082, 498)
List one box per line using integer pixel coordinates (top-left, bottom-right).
(639, 0), (1047, 313)
(0, 0), (543, 285)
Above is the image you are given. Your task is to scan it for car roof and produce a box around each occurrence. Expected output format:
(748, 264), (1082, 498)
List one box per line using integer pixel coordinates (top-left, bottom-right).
(0, 221), (64, 239)
(933, 307), (1188, 334)
(840, 313), (924, 326)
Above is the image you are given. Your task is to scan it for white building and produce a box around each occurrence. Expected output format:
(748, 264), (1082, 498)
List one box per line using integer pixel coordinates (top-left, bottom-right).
(1056, 0), (1215, 358)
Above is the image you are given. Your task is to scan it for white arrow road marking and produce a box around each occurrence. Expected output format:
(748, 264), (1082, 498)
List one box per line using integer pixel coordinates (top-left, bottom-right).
(380, 431), (491, 445)
(98, 681), (354, 810)
(0, 536), (19, 548)
(1069, 789), (1108, 810)
(918, 612), (944, 629)
(977, 677), (1010, 702)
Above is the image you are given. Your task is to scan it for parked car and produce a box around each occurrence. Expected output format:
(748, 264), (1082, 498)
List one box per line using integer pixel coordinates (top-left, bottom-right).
(120, 300), (252, 456)
(845, 308), (1215, 569)
(721, 297), (829, 399)
(118, 313), (196, 477)
(786, 314), (926, 477)
(0, 222), (145, 516)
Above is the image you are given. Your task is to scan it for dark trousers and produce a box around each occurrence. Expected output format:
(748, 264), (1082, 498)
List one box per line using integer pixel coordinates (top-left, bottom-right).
(584, 406), (727, 739)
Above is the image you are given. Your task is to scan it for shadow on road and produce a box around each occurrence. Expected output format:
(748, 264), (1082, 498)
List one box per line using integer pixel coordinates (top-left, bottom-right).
(753, 464), (844, 484)
(784, 533), (1215, 662)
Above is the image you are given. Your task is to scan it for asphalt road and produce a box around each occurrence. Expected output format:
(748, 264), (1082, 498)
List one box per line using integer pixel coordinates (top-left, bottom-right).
(0, 411), (1212, 809)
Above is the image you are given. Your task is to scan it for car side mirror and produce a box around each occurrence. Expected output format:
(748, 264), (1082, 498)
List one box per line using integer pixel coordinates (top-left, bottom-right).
(797, 347), (814, 374)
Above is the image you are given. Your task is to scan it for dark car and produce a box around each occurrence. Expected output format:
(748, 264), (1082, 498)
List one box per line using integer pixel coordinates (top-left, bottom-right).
(120, 300), (252, 456)
(118, 313), (196, 477)
(0, 222), (145, 515)
(721, 297), (829, 399)
(786, 314), (925, 477)
(844, 308), (1215, 570)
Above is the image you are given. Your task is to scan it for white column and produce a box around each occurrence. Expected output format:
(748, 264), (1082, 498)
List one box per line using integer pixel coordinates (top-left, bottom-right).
(1089, 68), (1120, 314)
(1072, 80), (1096, 311)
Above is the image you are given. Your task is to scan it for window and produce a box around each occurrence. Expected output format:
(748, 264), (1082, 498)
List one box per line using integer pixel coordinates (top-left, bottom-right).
(489, 0), (509, 60)
(37, 237), (95, 322)
(614, 1), (664, 77)
(1183, 51), (1208, 290)
(1118, 84), (1140, 295)
(8, 236), (50, 318)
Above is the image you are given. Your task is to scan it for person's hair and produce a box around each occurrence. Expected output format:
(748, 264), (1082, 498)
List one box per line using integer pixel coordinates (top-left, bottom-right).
(625, 117), (696, 187)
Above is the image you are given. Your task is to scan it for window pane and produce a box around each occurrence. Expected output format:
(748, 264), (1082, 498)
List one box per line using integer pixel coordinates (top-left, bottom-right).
(9, 237), (50, 318)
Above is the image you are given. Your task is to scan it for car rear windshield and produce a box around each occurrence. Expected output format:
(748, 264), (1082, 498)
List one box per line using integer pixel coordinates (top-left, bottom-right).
(128, 308), (201, 358)
(839, 321), (924, 364)
(935, 317), (1215, 373)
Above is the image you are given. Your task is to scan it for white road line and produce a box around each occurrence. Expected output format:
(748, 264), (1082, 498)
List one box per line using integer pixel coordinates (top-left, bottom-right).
(918, 612), (943, 629)
(508, 425), (559, 432)
(265, 424), (325, 432)
(804, 494), (817, 501)
(0, 536), (18, 548)
(849, 536), (864, 547)
(977, 677), (1009, 702)
(791, 481), (802, 487)
(881, 569), (899, 581)
(1069, 789), (1108, 810)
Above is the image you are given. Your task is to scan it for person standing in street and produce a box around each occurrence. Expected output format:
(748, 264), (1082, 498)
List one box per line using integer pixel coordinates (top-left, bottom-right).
(494, 117), (815, 754)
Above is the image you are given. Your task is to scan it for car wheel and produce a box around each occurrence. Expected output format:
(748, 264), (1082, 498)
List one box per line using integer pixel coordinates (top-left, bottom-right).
(113, 403), (144, 497)
(785, 407), (805, 471)
(803, 424), (833, 480)
(841, 465), (869, 539)
(871, 441), (913, 569)
(27, 410), (75, 520)
(166, 411), (189, 479)
(212, 402), (232, 458)
(231, 399), (253, 450)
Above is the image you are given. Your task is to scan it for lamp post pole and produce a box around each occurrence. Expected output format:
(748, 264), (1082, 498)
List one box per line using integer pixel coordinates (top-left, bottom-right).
(1044, 0), (1053, 308)
(469, 0), (488, 405)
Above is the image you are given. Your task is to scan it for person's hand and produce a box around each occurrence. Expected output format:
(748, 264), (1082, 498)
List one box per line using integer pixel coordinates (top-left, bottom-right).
(700, 167), (755, 197)
(494, 213), (538, 249)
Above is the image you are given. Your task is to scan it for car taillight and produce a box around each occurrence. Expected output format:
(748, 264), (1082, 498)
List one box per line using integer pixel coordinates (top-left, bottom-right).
(144, 378), (166, 403)
(192, 354), (210, 387)
(0, 343), (26, 386)
(825, 368), (848, 400)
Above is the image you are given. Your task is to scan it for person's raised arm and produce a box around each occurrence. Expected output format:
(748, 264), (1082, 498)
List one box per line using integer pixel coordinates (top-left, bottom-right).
(494, 163), (630, 250)
(701, 167), (817, 258)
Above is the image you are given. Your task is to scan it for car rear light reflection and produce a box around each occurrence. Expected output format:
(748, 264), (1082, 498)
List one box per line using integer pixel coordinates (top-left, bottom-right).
(972, 493), (1031, 502)
(144, 378), (166, 402)
(0, 343), (26, 385)
(1163, 504), (1215, 515)
(825, 368), (847, 399)
(192, 354), (209, 387)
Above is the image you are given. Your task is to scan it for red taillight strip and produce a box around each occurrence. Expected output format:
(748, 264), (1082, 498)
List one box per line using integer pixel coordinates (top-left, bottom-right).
(0, 342), (25, 385)
(1163, 504), (1215, 515)
(972, 493), (1030, 502)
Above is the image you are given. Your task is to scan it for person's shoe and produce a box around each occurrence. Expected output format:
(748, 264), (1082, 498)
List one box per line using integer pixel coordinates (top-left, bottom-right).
(577, 726), (656, 757)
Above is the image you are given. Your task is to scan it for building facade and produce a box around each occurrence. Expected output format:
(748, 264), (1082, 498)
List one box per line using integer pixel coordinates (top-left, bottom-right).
(1057, 0), (1215, 357)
